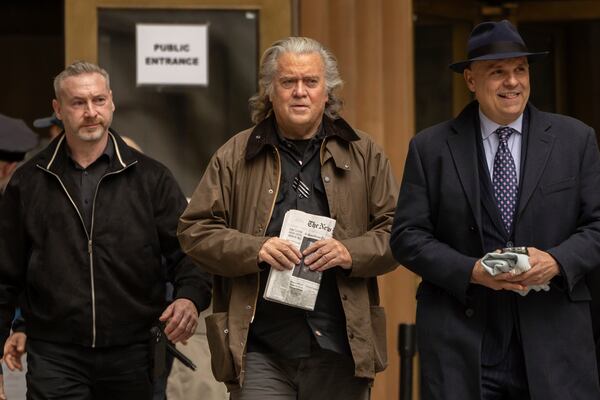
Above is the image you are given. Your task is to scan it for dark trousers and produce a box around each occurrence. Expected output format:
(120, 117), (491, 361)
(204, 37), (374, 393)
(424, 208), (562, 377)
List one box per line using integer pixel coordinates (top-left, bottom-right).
(229, 350), (370, 400)
(481, 333), (530, 400)
(26, 339), (152, 400)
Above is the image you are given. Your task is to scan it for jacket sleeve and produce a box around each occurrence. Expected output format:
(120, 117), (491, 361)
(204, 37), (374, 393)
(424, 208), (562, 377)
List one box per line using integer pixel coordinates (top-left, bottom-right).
(390, 138), (477, 304)
(0, 177), (27, 356)
(546, 127), (600, 292)
(177, 152), (268, 278)
(154, 167), (212, 313)
(343, 140), (399, 278)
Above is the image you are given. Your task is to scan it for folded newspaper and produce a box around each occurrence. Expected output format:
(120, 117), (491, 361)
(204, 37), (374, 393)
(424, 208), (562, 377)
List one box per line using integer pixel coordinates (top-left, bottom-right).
(264, 210), (336, 310)
(481, 250), (550, 296)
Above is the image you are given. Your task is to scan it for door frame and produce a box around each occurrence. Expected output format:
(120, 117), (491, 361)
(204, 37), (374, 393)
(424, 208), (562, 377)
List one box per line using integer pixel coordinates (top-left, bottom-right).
(65, 0), (293, 65)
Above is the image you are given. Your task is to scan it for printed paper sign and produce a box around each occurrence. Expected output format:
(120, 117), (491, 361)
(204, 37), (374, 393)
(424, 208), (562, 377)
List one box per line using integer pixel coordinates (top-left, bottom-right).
(136, 23), (208, 86)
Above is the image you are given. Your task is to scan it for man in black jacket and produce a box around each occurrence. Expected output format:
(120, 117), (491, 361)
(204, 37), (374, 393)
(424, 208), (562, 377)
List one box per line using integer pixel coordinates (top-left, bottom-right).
(0, 61), (211, 399)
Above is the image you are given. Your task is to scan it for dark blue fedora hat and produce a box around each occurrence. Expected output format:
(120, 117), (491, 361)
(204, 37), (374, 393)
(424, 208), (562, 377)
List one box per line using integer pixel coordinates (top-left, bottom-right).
(449, 20), (549, 73)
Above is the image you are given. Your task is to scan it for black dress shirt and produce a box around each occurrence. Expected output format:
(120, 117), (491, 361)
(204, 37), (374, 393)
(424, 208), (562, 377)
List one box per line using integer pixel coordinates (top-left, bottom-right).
(62, 138), (114, 234)
(247, 124), (351, 359)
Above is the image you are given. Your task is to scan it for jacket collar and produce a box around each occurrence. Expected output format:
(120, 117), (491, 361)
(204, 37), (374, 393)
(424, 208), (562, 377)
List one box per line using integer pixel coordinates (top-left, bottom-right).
(37, 129), (138, 173)
(515, 103), (554, 217)
(245, 114), (360, 161)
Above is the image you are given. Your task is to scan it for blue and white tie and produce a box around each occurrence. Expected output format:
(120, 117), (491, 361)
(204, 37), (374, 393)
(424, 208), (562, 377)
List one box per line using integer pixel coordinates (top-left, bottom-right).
(492, 126), (518, 233)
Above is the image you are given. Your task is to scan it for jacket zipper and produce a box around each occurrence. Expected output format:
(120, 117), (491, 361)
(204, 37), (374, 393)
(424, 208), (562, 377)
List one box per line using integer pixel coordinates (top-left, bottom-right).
(250, 147), (282, 323)
(37, 161), (137, 347)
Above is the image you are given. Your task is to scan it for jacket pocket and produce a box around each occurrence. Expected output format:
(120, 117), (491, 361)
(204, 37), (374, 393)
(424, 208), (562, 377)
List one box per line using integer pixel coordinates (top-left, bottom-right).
(540, 176), (575, 194)
(370, 306), (388, 372)
(205, 312), (236, 382)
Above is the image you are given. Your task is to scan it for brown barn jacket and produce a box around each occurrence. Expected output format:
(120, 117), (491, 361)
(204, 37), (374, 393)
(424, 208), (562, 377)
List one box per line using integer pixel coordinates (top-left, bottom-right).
(178, 116), (398, 389)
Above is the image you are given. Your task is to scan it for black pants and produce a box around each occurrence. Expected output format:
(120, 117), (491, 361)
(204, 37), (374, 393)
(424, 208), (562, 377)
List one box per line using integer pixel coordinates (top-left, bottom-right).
(26, 339), (152, 400)
(481, 333), (530, 400)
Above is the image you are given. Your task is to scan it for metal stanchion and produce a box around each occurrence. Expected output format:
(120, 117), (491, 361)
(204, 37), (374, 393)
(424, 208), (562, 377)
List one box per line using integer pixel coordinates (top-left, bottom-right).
(398, 323), (416, 400)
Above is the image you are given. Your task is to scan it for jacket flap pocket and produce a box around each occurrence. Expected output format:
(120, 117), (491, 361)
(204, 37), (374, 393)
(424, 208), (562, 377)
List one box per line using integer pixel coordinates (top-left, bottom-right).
(541, 177), (575, 194)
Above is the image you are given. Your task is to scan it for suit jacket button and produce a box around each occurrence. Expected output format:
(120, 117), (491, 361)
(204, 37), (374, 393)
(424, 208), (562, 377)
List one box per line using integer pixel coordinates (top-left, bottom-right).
(465, 308), (475, 318)
(469, 226), (477, 232)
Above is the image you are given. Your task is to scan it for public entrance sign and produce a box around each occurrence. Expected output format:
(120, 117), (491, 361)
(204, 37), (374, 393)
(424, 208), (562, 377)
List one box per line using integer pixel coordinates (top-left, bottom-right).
(136, 23), (208, 86)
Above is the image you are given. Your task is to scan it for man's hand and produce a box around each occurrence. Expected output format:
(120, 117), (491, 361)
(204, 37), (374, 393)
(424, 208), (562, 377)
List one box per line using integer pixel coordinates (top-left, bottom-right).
(0, 373), (6, 400)
(159, 298), (198, 344)
(2, 332), (26, 372)
(470, 259), (527, 291)
(505, 247), (560, 286)
(258, 237), (302, 271)
(303, 239), (352, 272)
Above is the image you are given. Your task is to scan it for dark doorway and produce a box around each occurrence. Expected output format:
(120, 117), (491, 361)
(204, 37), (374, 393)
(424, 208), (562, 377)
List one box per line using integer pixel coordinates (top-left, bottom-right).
(0, 1), (64, 138)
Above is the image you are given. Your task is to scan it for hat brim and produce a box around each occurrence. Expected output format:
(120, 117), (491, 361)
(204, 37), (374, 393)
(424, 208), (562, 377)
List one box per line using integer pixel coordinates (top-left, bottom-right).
(449, 51), (549, 73)
(33, 116), (63, 129)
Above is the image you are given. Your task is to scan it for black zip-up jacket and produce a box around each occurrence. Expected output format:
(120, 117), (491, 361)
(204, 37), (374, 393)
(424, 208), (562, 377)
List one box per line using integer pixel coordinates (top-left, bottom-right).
(0, 131), (211, 354)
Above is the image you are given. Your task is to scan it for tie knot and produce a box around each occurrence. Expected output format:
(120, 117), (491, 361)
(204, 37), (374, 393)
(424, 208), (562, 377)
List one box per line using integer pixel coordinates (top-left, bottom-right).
(496, 126), (515, 143)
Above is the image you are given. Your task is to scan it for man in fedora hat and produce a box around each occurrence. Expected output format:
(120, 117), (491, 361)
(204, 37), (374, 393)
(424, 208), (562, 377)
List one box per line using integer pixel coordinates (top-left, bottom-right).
(391, 20), (600, 399)
(0, 113), (37, 399)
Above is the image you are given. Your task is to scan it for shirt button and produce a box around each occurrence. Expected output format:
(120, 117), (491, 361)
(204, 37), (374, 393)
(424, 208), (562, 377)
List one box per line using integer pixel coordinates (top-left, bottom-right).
(506, 241), (513, 248)
(342, 294), (348, 300)
(348, 332), (354, 339)
(344, 164), (349, 169)
(255, 135), (261, 140)
(465, 308), (475, 318)
(315, 330), (322, 337)
(323, 176), (330, 183)
(469, 226), (477, 232)
(268, 189), (274, 194)
(246, 305), (252, 310)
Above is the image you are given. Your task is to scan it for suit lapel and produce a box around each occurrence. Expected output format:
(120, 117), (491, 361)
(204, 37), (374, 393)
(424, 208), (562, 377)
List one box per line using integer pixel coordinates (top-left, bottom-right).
(517, 105), (554, 217)
(448, 102), (483, 233)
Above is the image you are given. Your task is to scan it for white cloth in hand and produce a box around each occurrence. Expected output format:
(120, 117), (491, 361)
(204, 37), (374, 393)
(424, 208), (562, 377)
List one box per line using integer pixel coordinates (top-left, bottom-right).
(481, 252), (550, 296)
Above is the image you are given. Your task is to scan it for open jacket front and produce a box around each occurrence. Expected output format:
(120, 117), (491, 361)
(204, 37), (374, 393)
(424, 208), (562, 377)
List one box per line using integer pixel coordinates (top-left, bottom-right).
(178, 115), (398, 388)
(0, 131), (211, 352)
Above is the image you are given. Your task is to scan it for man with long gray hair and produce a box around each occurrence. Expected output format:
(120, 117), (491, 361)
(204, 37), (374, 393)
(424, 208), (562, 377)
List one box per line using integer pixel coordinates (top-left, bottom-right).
(178, 37), (398, 399)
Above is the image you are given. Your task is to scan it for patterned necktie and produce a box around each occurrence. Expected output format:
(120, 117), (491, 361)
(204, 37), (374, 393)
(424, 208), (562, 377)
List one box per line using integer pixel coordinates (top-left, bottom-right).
(492, 126), (518, 233)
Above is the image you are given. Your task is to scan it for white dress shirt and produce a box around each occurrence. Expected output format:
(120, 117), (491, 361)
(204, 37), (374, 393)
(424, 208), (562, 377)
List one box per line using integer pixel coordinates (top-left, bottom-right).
(479, 109), (523, 183)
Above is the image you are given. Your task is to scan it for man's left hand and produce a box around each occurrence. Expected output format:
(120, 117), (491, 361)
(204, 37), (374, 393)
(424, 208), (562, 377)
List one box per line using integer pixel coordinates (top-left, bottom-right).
(505, 247), (560, 287)
(2, 332), (26, 371)
(0, 373), (6, 400)
(159, 298), (198, 343)
(303, 238), (352, 272)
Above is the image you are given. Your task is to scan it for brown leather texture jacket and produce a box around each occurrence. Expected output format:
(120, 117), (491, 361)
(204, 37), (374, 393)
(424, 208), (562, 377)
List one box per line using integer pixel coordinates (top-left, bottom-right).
(178, 116), (398, 388)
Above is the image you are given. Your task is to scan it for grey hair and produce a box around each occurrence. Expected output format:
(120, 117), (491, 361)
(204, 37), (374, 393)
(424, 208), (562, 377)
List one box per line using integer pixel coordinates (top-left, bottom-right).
(53, 61), (111, 99)
(248, 37), (344, 124)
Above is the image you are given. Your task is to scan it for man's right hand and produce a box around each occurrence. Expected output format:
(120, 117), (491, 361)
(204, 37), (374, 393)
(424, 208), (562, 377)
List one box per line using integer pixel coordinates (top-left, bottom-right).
(470, 259), (527, 292)
(257, 237), (302, 271)
(2, 332), (26, 371)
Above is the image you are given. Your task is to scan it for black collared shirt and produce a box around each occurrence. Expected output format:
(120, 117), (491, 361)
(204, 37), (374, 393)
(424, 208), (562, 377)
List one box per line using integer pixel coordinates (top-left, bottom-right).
(247, 123), (351, 359)
(62, 138), (114, 234)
